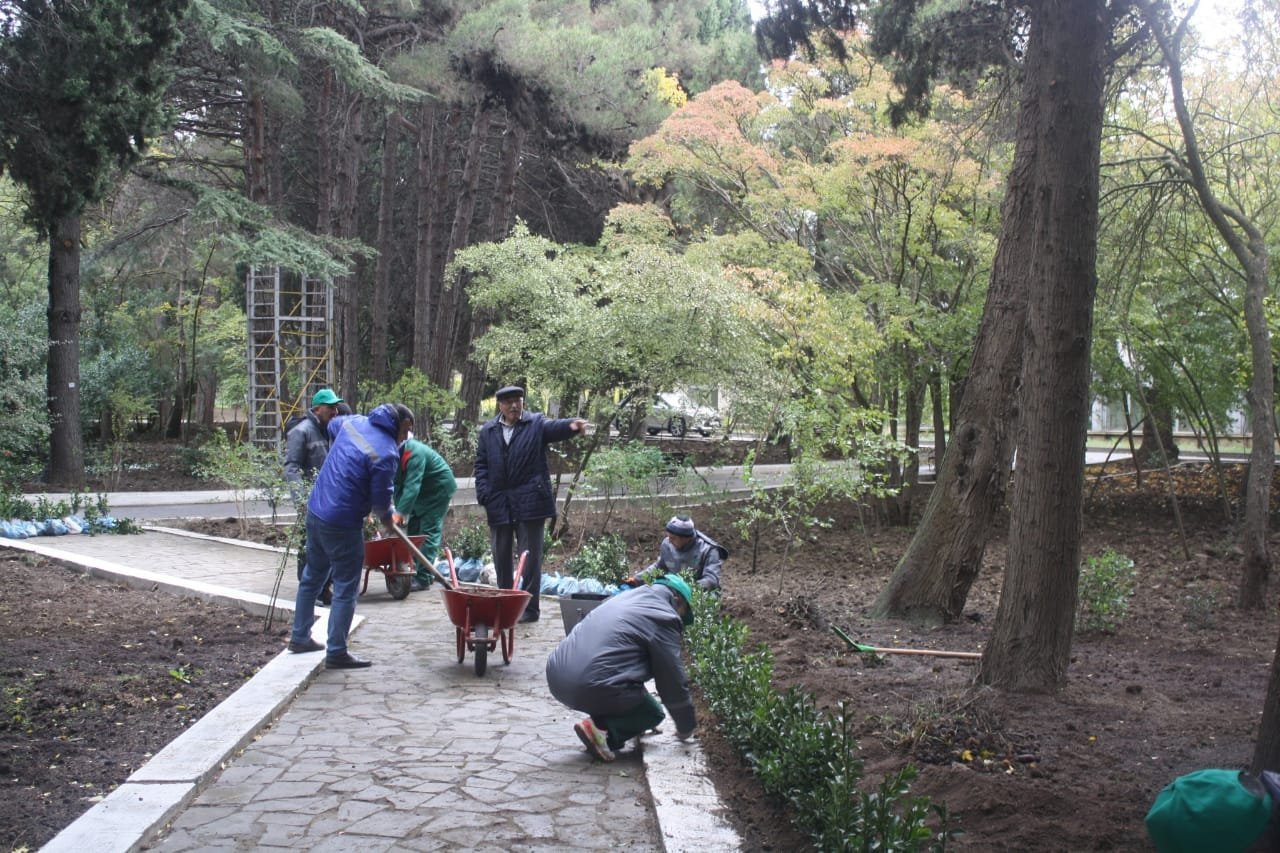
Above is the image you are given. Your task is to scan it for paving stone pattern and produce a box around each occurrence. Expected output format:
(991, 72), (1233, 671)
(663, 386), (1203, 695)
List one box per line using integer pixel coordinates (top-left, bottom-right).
(41, 532), (665, 852)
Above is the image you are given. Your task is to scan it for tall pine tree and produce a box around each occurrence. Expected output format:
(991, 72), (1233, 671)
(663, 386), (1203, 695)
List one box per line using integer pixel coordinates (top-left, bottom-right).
(0, 0), (188, 487)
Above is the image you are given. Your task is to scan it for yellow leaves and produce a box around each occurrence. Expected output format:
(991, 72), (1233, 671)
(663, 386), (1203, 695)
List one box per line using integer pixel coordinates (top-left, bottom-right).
(642, 67), (687, 110)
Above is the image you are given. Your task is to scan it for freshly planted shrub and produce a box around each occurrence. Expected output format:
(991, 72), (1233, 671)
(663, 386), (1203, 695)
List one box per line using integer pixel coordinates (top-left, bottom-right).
(686, 593), (950, 850)
(561, 533), (630, 585)
(449, 522), (490, 561)
(1076, 550), (1136, 633)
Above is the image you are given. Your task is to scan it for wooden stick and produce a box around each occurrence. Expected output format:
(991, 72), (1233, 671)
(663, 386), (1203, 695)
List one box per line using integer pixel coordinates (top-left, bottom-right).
(831, 625), (980, 660)
(389, 523), (455, 589)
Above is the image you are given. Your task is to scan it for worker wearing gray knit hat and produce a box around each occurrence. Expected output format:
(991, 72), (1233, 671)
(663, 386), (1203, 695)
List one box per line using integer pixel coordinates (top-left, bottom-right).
(640, 514), (727, 591)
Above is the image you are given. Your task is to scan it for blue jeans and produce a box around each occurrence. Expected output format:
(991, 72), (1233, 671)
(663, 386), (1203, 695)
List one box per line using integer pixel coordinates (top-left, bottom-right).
(291, 511), (365, 657)
(491, 519), (545, 616)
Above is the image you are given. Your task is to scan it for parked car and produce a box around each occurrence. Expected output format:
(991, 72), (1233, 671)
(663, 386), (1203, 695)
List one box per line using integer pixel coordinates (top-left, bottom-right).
(616, 392), (722, 437)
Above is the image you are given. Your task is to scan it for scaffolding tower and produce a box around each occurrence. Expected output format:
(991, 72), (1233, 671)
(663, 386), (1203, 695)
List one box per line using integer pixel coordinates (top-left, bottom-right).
(246, 266), (335, 450)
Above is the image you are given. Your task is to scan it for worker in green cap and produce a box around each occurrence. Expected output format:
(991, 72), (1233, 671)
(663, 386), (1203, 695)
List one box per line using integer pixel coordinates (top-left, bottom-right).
(1145, 768), (1280, 852)
(545, 574), (697, 762)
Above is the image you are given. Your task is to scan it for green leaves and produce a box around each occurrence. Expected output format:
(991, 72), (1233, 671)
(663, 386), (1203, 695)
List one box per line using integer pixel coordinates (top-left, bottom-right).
(686, 595), (950, 849)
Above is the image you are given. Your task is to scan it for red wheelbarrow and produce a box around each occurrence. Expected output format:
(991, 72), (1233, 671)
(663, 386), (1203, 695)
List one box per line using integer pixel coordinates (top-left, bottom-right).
(440, 549), (531, 676)
(360, 534), (428, 600)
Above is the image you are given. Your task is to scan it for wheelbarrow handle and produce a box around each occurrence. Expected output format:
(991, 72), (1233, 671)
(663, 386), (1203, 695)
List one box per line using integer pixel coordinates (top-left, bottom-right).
(389, 522), (455, 590)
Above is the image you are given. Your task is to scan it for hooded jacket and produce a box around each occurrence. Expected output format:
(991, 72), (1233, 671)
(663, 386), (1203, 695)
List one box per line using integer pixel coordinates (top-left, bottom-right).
(643, 531), (727, 590)
(473, 409), (579, 525)
(306, 404), (401, 529)
(282, 409), (329, 501)
(545, 583), (696, 734)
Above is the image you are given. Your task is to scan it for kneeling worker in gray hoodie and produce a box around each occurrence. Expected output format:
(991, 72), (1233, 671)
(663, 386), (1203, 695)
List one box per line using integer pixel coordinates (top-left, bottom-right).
(545, 574), (696, 761)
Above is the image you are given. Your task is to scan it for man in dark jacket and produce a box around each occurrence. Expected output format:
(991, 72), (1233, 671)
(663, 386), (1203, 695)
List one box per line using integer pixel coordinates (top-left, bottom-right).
(474, 385), (587, 623)
(546, 574), (697, 762)
(283, 388), (344, 500)
(288, 403), (412, 669)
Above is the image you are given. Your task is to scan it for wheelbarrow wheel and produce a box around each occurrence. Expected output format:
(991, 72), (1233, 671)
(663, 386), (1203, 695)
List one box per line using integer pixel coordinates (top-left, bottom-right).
(474, 624), (489, 676)
(386, 572), (412, 600)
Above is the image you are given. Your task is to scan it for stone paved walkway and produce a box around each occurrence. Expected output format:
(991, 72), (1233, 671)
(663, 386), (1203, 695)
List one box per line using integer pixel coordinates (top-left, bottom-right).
(24, 529), (739, 852)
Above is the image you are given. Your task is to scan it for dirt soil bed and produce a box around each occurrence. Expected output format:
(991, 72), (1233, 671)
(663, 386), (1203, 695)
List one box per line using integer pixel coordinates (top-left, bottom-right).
(0, 553), (286, 850)
(6, 453), (1279, 851)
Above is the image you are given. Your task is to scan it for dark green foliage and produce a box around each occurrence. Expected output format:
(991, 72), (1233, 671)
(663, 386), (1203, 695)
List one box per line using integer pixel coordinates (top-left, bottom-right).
(448, 522), (490, 561)
(0, 0), (189, 233)
(561, 533), (630, 585)
(0, 302), (50, 477)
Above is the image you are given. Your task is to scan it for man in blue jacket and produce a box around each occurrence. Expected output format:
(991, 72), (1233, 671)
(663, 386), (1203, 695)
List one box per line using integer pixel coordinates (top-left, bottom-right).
(474, 385), (587, 623)
(288, 402), (413, 669)
(545, 574), (697, 762)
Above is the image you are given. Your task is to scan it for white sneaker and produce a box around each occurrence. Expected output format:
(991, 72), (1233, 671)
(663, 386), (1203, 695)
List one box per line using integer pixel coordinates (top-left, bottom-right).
(573, 718), (615, 762)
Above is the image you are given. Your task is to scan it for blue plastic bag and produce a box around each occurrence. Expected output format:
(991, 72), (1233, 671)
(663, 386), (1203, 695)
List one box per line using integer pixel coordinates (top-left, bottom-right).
(577, 577), (606, 596)
(457, 557), (483, 583)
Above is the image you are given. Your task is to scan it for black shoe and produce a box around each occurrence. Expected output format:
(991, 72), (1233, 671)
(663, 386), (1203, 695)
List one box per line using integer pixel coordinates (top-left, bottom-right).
(288, 638), (324, 654)
(326, 652), (373, 669)
(517, 611), (539, 624)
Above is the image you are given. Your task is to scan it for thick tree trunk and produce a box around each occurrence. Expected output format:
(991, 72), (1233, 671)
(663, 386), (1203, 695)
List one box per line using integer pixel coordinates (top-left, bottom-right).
(412, 106), (436, 374)
(1254, 626), (1280, 772)
(980, 0), (1106, 691)
(46, 213), (85, 489)
(431, 103), (491, 388)
(871, 77), (1039, 623)
(336, 100), (363, 400)
(459, 119), (525, 426)
(371, 112), (399, 384)
(1237, 257), (1273, 606)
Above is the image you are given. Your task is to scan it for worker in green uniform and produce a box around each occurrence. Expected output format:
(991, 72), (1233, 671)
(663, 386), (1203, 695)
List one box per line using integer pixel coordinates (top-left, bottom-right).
(392, 425), (458, 591)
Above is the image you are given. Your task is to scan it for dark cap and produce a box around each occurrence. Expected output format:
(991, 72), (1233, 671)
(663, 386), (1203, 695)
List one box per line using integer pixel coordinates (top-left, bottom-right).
(495, 385), (525, 401)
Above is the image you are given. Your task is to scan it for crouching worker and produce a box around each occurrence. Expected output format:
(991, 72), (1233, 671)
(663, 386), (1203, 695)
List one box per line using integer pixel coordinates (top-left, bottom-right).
(638, 514), (727, 592)
(545, 574), (697, 762)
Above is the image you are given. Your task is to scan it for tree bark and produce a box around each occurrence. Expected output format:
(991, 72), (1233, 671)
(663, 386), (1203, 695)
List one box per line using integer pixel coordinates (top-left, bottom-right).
(412, 105), (436, 374)
(431, 103), (491, 388)
(979, 0), (1106, 691)
(1254, 627), (1280, 772)
(459, 118), (525, 426)
(371, 112), (399, 384)
(46, 213), (85, 489)
(871, 74), (1038, 624)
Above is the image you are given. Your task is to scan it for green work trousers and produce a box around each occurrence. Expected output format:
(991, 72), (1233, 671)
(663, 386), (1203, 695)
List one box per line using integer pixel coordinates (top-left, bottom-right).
(594, 692), (666, 750)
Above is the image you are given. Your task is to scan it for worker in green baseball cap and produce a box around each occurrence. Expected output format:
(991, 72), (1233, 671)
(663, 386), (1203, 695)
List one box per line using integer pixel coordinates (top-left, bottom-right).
(545, 573), (697, 762)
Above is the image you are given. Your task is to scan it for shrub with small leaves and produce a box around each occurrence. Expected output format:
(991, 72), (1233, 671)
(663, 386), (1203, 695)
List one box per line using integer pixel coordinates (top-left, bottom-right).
(686, 593), (950, 849)
(449, 522), (490, 561)
(561, 533), (629, 585)
(1076, 550), (1136, 633)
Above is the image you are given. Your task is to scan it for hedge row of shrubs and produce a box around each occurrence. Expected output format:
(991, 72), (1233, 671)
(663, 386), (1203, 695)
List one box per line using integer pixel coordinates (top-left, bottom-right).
(685, 592), (952, 851)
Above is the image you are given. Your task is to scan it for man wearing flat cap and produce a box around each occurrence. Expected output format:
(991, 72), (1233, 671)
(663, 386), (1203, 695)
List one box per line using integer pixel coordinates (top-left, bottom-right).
(474, 385), (588, 623)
